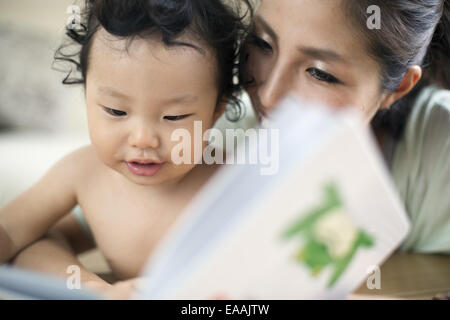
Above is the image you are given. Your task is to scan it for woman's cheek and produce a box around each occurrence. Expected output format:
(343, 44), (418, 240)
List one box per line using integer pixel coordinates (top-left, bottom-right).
(292, 79), (353, 110)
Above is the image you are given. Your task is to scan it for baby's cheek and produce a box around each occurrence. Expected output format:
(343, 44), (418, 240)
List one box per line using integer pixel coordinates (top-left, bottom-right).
(168, 162), (197, 181)
(167, 122), (213, 163)
(89, 125), (123, 166)
(165, 138), (198, 165)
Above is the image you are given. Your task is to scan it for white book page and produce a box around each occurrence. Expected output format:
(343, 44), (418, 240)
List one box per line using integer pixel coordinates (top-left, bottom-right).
(139, 99), (335, 298)
(138, 98), (410, 300)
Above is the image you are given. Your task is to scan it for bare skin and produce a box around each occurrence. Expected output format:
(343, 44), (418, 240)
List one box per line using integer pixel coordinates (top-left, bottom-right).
(12, 146), (220, 299)
(11, 212), (141, 299)
(0, 29), (225, 298)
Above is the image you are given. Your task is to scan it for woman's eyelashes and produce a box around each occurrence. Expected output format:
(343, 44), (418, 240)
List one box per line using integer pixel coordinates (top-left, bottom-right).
(306, 67), (341, 85)
(103, 107), (127, 117)
(248, 35), (341, 86)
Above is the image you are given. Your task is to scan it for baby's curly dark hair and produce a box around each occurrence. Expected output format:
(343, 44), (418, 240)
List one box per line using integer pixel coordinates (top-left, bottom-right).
(54, 0), (253, 121)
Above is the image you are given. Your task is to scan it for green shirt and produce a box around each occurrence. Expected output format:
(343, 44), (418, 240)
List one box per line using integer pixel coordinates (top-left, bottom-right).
(389, 86), (450, 253)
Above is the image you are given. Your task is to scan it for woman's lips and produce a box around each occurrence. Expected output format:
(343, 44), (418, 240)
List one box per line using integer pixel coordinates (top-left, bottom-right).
(125, 161), (165, 177)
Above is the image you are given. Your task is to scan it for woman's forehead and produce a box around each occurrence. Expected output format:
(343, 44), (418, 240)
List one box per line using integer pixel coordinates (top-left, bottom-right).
(256, 0), (368, 64)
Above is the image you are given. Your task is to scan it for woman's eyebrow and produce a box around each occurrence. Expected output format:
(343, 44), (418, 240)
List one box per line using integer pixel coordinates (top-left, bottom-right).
(298, 46), (349, 64)
(254, 15), (278, 42)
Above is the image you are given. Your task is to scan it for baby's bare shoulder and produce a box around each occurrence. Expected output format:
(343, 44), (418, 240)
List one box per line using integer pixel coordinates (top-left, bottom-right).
(55, 145), (101, 185)
(66, 145), (97, 164)
(57, 144), (95, 168)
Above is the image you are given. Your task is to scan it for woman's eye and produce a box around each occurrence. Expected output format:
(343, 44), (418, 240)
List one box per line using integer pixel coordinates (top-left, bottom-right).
(306, 68), (340, 84)
(103, 107), (127, 117)
(248, 33), (273, 53)
(164, 115), (191, 121)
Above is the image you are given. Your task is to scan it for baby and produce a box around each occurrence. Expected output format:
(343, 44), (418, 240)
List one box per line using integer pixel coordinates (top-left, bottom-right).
(0, 0), (249, 296)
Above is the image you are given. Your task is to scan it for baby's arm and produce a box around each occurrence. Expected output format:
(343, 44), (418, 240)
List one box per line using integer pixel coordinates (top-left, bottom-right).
(0, 150), (82, 262)
(14, 233), (142, 299)
(12, 213), (107, 287)
(13, 214), (142, 299)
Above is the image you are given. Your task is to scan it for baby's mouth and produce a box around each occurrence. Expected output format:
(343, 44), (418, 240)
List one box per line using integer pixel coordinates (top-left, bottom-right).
(125, 161), (165, 177)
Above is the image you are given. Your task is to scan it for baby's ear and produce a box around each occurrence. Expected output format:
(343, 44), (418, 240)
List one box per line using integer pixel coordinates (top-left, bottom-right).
(213, 100), (228, 123)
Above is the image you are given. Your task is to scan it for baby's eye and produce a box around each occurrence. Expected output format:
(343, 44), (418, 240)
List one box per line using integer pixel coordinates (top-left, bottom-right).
(306, 68), (341, 84)
(248, 33), (273, 54)
(164, 114), (191, 121)
(103, 107), (127, 117)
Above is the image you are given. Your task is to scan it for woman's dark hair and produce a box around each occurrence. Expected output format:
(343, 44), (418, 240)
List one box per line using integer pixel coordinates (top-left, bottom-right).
(343, 0), (450, 139)
(54, 0), (253, 121)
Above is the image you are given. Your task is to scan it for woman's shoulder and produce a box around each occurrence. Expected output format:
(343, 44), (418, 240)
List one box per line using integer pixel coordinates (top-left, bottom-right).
(396, 86), (450, 163)
(392, 85), (450, 253)
(407, 86), (450, 135)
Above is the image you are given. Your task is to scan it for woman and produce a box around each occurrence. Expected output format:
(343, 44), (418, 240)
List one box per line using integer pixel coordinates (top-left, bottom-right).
(242, 0), (450, 253)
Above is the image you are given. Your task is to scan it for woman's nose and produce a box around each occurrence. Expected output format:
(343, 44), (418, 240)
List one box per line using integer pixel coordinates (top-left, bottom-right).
(258, 62), (292, 111)
(128, 124), (160, 150)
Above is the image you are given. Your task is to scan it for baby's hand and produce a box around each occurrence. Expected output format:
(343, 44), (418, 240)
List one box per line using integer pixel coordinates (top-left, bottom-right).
(85, 278), (144, 300)
(105, 279), (143, 300)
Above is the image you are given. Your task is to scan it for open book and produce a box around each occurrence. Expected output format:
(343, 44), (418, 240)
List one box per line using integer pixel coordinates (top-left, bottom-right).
(136, 97), (411, 300)
(0, 97), (410, 300)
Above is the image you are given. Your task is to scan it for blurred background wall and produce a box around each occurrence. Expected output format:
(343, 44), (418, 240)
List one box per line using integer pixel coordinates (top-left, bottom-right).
(0, 0), (90, 206)
(0, 0), (87, 132)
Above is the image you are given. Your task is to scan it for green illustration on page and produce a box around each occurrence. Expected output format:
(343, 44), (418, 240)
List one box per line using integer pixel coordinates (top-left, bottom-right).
(281, 183), (374, 287)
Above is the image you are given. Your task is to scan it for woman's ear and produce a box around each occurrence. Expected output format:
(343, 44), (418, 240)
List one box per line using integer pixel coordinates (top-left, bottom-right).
(379, 66), (422, 110)
(213, 100), (228, 123)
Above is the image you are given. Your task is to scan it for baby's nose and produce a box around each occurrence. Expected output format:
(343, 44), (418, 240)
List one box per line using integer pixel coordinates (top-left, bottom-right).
(128, 125), (160, 150)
